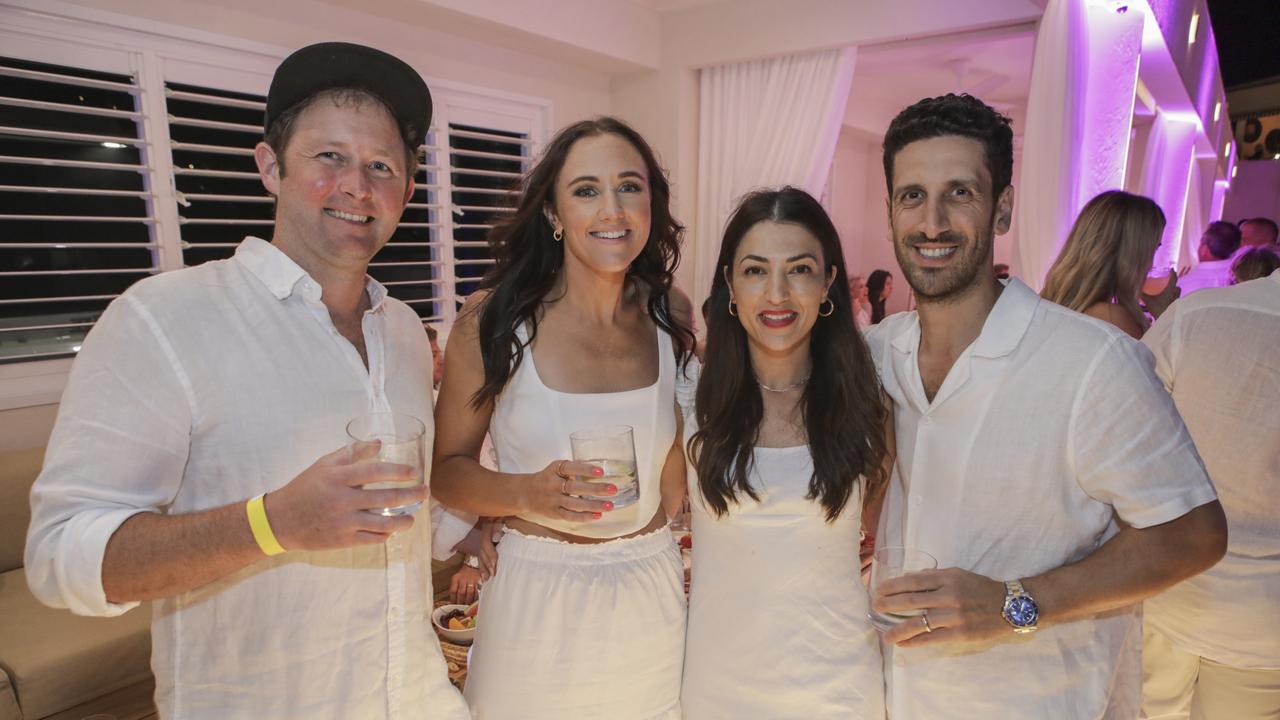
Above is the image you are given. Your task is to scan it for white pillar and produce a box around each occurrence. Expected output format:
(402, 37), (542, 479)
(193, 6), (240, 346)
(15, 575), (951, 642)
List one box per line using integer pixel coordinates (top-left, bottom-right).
(1015, 0), (1143, 289)
(1137, 113), (1197, 273)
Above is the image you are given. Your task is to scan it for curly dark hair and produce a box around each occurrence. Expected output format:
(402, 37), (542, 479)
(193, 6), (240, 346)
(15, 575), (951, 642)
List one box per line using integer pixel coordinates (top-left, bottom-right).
(689, 187), (889, 522)
(469, 116), (694, 408)
(882, 93), (1014, 197)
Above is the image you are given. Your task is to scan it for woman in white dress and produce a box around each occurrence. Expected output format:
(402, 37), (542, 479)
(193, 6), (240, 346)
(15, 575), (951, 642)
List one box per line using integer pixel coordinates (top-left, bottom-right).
(681, 187), (891, 719)
(432, 117), (693, 719)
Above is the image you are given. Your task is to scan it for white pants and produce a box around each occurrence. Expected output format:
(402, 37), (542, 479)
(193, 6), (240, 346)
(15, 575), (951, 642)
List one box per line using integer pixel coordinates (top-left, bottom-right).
(1142, 624), (1280, 720)
(463, 527), (685, 720)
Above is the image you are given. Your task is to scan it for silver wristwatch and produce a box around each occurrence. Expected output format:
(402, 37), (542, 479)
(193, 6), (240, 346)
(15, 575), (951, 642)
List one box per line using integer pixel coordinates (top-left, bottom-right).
(1000, 579), (1040, 634)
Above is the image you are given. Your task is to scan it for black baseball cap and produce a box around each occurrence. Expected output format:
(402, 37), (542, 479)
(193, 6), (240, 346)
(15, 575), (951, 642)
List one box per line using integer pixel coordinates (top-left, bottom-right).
(265, 42), (432, 149)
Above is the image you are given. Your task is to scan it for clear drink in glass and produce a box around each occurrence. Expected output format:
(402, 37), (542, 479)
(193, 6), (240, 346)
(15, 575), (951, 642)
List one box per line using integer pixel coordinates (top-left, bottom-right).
(867, 546), (938, 632)
(346, 411), (426, 516)
(569, 425), (639, 508)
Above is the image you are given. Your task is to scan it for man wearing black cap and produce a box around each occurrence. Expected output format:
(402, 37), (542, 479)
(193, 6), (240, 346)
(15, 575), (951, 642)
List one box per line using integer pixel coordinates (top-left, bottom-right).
(26, 43), (470, 718)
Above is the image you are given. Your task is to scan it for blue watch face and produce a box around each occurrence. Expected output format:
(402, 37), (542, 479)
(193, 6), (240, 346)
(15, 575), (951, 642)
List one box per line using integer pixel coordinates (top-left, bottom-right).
(1007, 596), (1038, 626)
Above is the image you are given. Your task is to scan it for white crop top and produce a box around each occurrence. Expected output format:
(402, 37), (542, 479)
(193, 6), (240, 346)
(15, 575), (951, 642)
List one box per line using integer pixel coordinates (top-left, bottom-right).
(489, 323), (677, 538)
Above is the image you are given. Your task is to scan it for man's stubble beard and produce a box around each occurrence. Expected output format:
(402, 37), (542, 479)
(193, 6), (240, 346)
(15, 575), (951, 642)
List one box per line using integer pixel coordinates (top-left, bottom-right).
(892, 219), (996, 307)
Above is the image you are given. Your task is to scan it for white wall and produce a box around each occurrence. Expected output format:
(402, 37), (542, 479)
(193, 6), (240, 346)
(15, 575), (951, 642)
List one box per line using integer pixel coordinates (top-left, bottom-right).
(53, 0), (614, 127)
(0, 405), (57, 453)
(1223, 161), (1280, 227)
(829, 128), (909, 316)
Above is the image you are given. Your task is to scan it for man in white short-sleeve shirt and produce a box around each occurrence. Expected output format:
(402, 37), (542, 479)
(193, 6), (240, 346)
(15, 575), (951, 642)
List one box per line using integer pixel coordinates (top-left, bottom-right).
(24, 43), (470, 719)
(1179, 221), (1240, 296)
(1140, 270), (1280, 720)
(866, 94), (1226, 719)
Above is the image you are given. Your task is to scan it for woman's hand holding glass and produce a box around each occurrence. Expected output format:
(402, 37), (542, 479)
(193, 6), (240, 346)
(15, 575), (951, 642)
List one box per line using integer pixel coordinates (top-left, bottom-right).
(521, 460), (616, 523)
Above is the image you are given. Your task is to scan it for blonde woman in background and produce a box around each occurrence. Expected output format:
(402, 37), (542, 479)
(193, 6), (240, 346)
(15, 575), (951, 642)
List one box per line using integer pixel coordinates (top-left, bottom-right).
(848, 273), (872, 331)
(1041, 190), (1179, 338)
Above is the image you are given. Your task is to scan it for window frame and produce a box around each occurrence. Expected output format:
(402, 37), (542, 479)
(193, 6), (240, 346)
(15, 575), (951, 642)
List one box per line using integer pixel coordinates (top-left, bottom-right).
(0, 0), (550, 409)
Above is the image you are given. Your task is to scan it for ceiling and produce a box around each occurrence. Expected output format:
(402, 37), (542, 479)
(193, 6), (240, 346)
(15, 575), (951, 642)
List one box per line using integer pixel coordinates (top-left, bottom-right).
(844, 24), (1036, 135)
(628, 0), (726, 11)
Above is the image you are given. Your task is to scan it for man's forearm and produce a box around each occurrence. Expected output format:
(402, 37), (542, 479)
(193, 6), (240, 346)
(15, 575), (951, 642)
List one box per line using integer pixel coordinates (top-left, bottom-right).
(101, 500), (265, 603)
(1024, 501), (1226, 627)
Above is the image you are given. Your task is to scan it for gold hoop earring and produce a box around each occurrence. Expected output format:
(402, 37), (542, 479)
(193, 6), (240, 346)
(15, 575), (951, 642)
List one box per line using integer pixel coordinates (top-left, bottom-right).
(553, 227), (563, 242)
(818, 296), (834, 317)
(728, 301), (738, 317)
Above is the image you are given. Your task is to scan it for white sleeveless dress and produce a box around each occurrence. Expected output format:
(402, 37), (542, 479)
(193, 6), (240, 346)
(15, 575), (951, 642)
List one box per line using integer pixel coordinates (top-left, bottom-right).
(462, 324), (685, 720)
(679, 363), (886, 719)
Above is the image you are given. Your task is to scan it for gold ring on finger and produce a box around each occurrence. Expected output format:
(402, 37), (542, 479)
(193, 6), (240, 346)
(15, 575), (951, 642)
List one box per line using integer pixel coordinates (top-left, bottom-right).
(554, 460), (570, 479)
(921, 613), (933, 633)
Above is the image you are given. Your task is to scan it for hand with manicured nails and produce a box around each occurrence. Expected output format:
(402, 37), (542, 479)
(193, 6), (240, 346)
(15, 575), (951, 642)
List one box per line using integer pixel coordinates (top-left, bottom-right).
(263, 442), (428, 551)
(520, 460), (617, 524)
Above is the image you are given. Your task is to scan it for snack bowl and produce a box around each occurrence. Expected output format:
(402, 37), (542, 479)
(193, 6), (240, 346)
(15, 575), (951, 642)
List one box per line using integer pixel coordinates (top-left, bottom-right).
(432, 603), (478, 645)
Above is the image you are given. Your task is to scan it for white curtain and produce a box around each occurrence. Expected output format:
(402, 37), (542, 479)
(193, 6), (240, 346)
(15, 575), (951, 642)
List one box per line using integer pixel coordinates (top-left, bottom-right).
(1015, 0), (1142, 290)
(693, 47), (857, 307)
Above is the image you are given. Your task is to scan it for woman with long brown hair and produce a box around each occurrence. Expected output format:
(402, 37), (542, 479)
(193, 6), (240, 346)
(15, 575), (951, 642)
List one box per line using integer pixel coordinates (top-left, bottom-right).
(681, 187), (890, 717)
(432, 116), (693, 718)
(1041, 190), (1178, 337)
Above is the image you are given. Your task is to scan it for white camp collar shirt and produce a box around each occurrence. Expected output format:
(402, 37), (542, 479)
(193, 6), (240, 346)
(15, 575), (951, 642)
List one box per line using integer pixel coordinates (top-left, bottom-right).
(25, 238), (469, 720)
(1142, 269), (1280, 669)
(865, 279), (1217, 719)
(1177, 257), (1235, 296)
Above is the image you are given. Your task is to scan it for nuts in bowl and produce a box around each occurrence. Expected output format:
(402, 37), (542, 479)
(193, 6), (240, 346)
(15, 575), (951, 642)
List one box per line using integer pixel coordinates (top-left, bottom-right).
(432, 602), (478, 644)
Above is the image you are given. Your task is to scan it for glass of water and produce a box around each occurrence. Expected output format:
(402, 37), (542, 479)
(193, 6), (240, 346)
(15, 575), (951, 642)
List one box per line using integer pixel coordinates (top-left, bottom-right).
(346, 412), (426, 516)
(569, 425), (639, 508)
(867, 546), (938, 632)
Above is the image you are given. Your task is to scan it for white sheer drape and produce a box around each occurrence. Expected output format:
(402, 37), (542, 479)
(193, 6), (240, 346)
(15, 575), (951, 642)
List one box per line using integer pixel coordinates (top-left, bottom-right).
(1015, 0), (1142, 289)
(693, 48), (856, 306)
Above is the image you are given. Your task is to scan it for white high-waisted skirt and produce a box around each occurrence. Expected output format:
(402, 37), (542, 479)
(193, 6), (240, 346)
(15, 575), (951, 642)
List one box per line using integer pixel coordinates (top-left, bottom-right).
(463, 526), (685, 719)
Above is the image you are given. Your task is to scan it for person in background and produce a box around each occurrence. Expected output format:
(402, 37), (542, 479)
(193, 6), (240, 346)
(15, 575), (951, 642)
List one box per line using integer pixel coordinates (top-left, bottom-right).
(1231, 246), (1280, 284)
(866, 93), (1225, 719)
(1239, 216), (1278, 249)
(1180, 221), (1242, 295)
(681, 187), (891, 718)
(432, 116), (694, 719)
(1141, 268), (1280, 720)
(425, 323), (445, 388)
(992, 262), (1010, 280)
(849, 272), (873, 330)
(866, 268), (893, 324)
(24, 42), (469, 719)
(1041, 190), (1179, 338)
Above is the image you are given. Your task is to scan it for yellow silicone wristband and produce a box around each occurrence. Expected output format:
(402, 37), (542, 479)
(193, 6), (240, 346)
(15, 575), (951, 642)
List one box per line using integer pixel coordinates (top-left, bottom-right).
(246, 493), (286, 556)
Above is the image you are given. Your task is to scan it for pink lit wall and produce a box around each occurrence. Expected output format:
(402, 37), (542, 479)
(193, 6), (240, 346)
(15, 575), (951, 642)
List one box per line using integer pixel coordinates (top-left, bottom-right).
(1222, 162), (1280, 226)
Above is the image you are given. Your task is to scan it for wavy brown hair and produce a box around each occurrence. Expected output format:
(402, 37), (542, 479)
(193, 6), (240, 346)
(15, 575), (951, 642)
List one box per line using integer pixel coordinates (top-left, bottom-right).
(1041, 190), (1165, 332)
(688, 187), (889, 521)
(467, 117), (693, 408)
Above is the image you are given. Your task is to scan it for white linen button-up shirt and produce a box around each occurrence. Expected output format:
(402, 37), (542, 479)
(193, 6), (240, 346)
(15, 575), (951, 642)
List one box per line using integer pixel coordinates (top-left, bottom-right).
(865, 279), (1217, 720)
(1178, 257), (1235, 296)
(25, 238), (469, 720)
(1142, 269), (1280, 669)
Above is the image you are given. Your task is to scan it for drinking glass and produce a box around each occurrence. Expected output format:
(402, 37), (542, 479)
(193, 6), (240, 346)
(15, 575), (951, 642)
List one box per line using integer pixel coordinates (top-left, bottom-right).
(569, 425), (639, 508)
(346, 412), (426, 516)
(867, 546), (938, 633)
